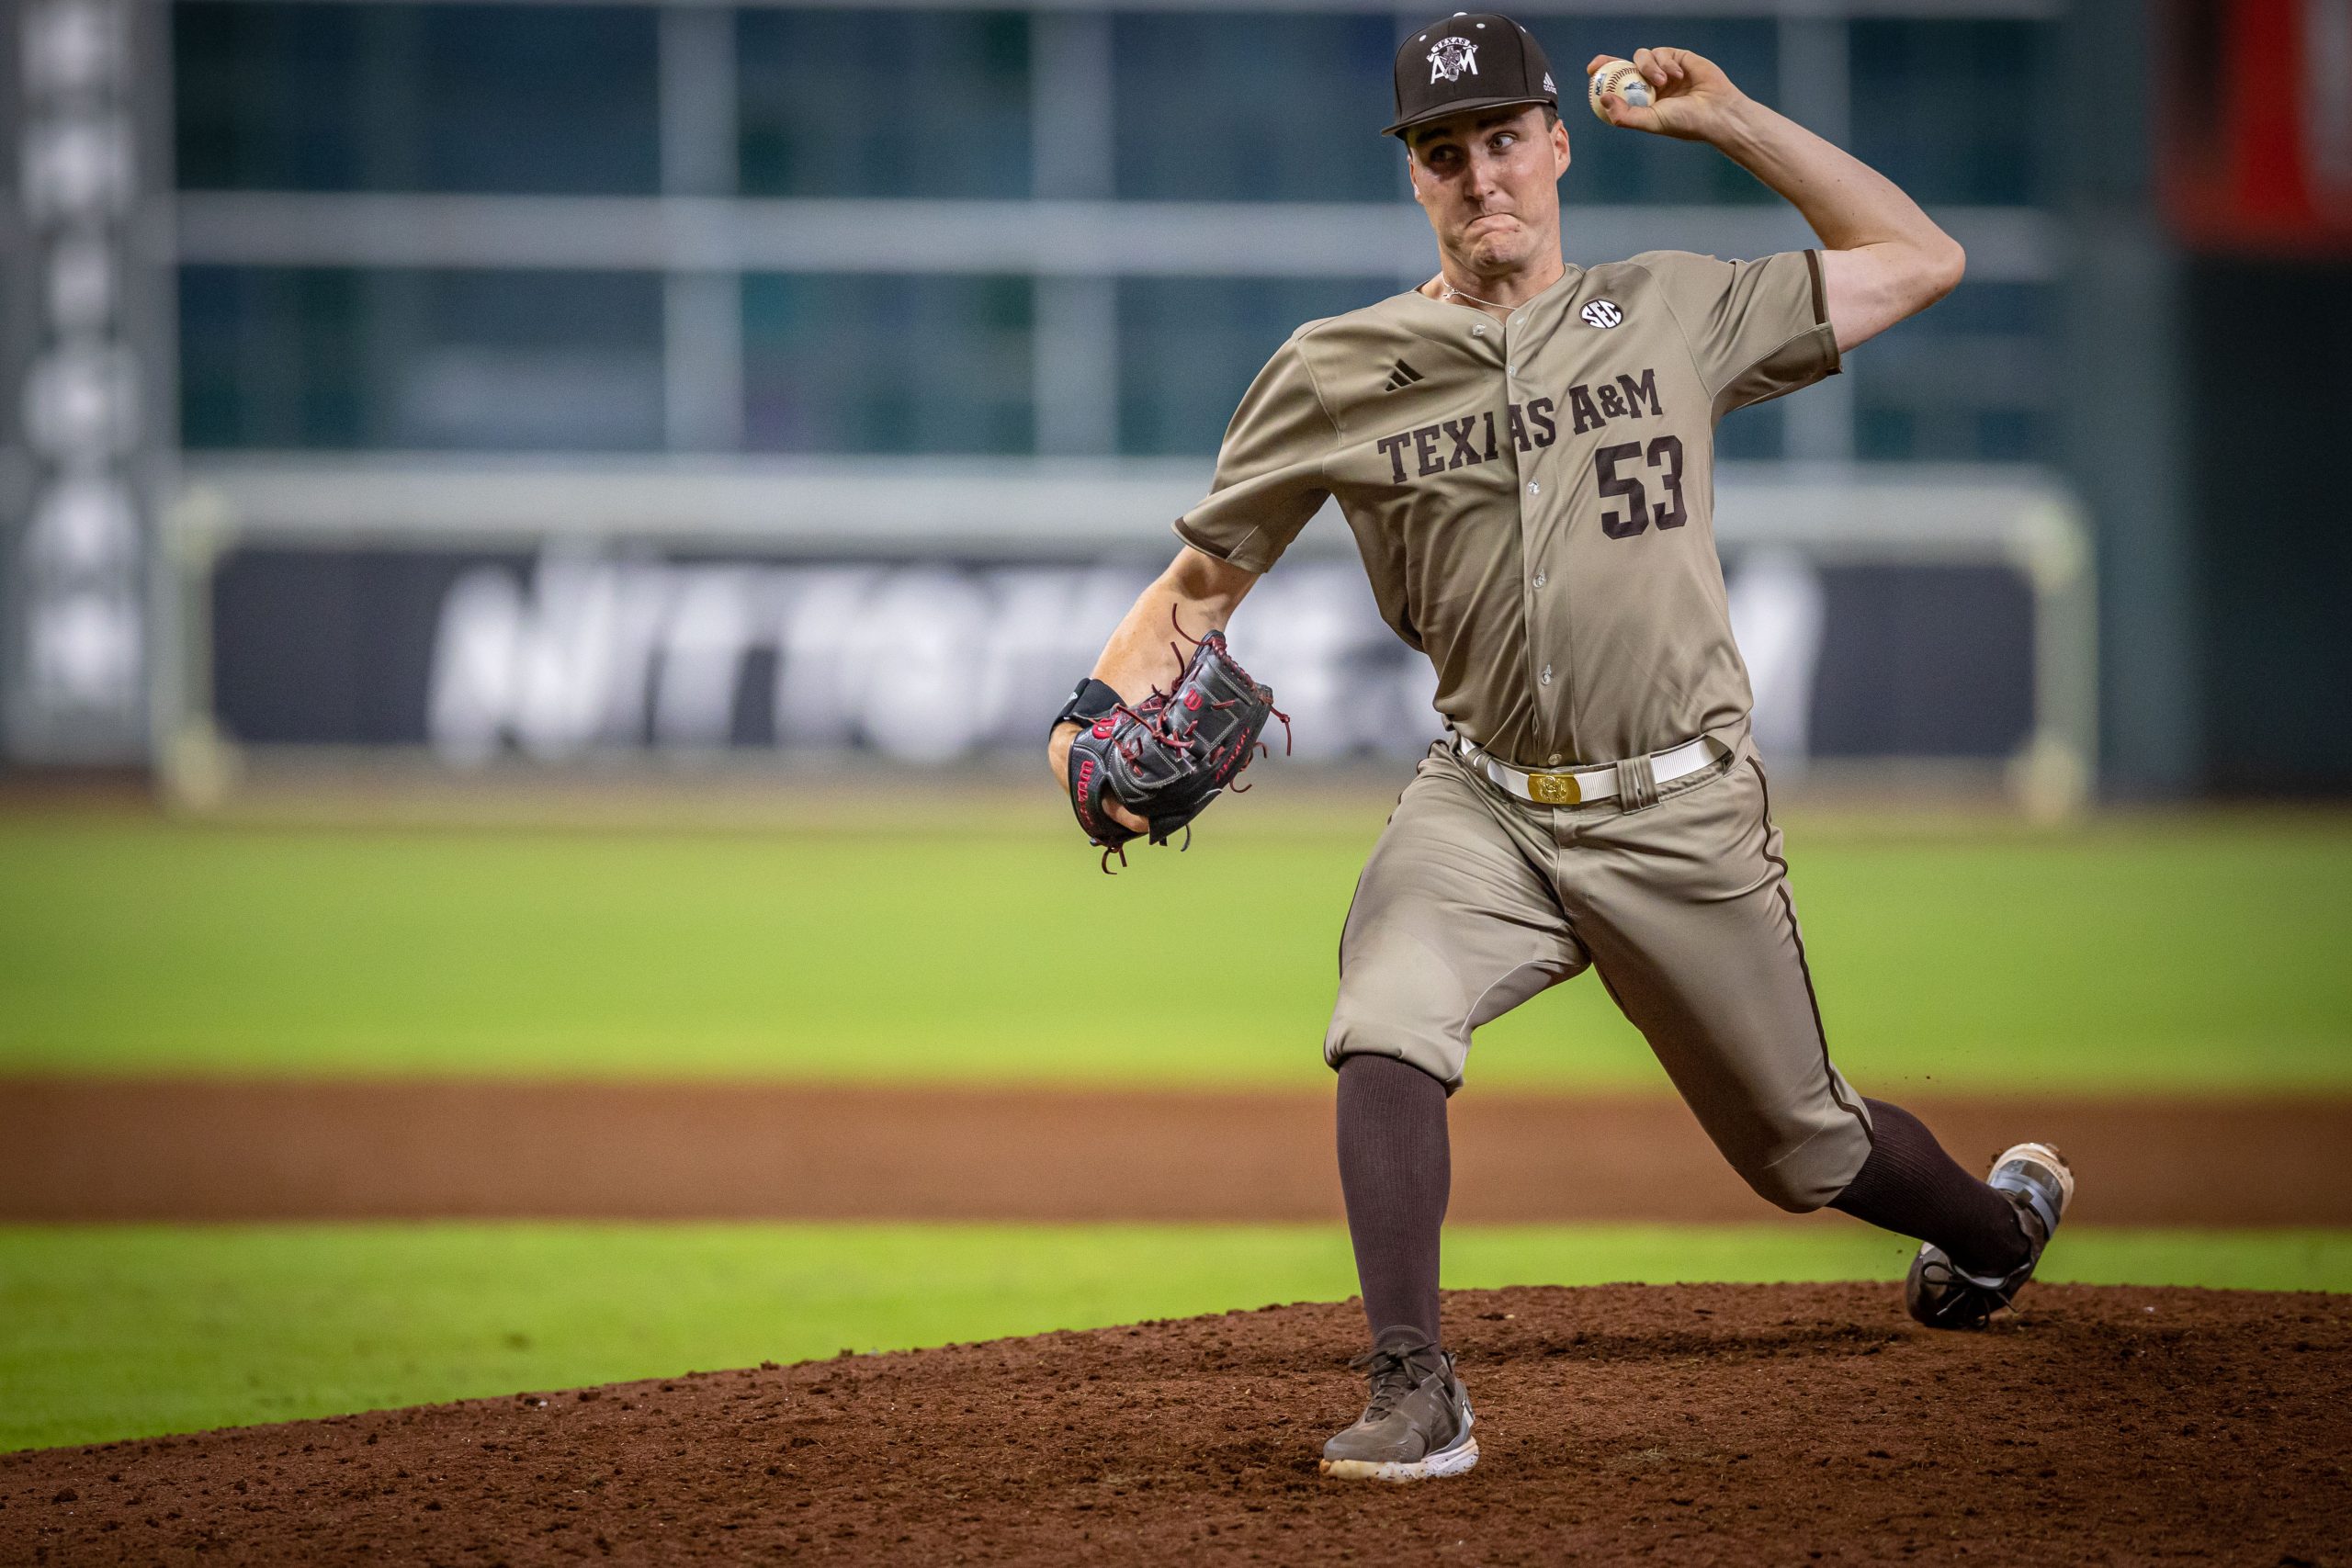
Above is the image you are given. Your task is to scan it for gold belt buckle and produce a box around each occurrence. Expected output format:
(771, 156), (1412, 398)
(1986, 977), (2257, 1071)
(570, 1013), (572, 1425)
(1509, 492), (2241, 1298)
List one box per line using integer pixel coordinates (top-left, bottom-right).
(1526, 770), (1582, 806)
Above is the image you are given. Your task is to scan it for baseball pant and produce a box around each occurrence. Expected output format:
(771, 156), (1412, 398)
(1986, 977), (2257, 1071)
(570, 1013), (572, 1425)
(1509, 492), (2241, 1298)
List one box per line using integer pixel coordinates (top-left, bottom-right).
(1325, 739), (1873, 1213)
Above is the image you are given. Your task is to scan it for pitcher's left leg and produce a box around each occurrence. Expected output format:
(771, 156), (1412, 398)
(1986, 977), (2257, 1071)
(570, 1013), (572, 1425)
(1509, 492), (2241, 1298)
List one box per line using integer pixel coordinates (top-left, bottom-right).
(1566, 750), (2074, 1326)
(1562, 752), (1872, 1213)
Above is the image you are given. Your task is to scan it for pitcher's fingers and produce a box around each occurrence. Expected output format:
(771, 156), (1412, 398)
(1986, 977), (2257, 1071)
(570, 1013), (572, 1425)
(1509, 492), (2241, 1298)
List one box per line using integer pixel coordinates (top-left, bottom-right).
(1633, 46), (1693, 88)
(1600, 93), (1666, 133)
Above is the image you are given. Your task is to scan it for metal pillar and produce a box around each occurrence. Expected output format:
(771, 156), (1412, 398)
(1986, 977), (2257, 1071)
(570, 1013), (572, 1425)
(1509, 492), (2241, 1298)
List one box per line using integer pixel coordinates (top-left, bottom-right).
(1030, 8), (1118, 457)
(2052, 0), (2199, 795)
(659, 4), (743, 453)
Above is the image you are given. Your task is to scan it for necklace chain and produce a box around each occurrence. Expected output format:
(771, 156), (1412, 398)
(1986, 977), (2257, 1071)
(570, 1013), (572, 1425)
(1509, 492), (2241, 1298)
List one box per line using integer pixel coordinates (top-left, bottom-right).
(1435, 263), (1568, 314)
(1438, 280), (1511, 311)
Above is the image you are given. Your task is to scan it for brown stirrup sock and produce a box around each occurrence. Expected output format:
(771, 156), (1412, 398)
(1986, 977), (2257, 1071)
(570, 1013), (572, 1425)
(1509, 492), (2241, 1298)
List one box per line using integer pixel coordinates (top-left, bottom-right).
(1830, 1098), (2033, 1278)
(1335, 1054), (1451, 1348)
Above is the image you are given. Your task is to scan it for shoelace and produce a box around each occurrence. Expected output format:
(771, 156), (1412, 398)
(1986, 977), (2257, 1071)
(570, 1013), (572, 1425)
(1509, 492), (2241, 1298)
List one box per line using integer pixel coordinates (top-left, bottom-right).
(1915, 1257), (1998, 1328)
(1346, 1345), (1441, 1422)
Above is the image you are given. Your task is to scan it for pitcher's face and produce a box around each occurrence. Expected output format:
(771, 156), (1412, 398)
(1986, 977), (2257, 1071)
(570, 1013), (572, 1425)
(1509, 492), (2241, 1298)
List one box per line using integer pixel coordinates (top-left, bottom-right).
(1406, 106), (1571, 273)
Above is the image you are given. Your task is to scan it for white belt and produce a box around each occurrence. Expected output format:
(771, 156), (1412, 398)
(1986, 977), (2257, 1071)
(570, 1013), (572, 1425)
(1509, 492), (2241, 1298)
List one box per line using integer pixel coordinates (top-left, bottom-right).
(1453, 731), (1729, 807)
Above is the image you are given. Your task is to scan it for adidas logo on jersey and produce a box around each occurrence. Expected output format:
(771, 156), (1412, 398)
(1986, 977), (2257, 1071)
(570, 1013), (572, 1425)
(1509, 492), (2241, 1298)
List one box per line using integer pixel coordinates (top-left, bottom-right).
(1384, 359), (1426, 392)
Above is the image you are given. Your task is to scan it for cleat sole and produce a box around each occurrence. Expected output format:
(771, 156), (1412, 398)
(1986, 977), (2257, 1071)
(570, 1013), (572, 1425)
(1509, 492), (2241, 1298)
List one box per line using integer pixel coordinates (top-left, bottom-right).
(1319, 1434), (1479, 1482)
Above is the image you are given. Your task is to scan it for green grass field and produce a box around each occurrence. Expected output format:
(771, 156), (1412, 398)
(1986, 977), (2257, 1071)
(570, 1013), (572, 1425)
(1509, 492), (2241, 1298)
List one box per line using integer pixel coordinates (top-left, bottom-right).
(3, 807), (2346, 1454)
(3, 809), (2348, 1091)
(6, 1222), (2348, 1453)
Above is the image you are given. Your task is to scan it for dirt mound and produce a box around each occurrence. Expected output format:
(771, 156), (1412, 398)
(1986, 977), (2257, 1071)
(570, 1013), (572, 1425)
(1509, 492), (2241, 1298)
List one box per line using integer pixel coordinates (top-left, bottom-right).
(5, 1283), (2346, 1565)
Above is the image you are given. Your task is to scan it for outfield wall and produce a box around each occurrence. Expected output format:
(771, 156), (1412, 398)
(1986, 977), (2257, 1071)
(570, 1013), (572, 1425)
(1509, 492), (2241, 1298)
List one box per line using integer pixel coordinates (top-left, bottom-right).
(164, 459), (2094, 813)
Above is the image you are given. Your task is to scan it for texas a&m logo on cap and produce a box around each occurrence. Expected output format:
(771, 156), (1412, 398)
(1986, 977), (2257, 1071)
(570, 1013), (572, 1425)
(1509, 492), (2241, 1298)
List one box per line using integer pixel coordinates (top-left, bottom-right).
(1386, 13), (1559, 139)
(1427, 36), (1478, 83)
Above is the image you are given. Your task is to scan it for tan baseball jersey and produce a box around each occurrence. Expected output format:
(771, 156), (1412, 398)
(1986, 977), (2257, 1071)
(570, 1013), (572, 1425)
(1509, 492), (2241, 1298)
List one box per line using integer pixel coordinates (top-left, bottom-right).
(1174, 249), (1839, 768)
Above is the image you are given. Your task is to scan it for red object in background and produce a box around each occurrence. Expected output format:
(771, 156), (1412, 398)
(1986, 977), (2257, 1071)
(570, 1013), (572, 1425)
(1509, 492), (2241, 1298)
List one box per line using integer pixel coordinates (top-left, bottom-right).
(2161, 0), (2352, 254)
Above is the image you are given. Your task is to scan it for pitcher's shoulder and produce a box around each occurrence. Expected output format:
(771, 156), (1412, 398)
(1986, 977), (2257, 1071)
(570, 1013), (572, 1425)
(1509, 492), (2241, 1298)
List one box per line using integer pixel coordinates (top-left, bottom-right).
(1588, 252), (1724, 292)
(1285, 293), (1462, 421)
(1291, 291), (1442, 352)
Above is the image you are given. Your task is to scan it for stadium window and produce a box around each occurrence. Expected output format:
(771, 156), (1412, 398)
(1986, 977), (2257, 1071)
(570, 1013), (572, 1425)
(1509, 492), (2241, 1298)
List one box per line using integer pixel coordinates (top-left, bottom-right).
(1849, 281), (2053, 463)
(1849, 19), (2052, 207)
(1715, 401), (1786, 462)
(736, 10), (1032, 197)
(741, 276), (1035, 455)
(1112, 14), (1399, 202)
(1555, 16), (1781, 208)
(174, 1), (660, 195)
(1115, 278), (1394, 457)
(175, 2), (367, 191)
(180, 268), (369, 448)
(179, 267), (665, 451)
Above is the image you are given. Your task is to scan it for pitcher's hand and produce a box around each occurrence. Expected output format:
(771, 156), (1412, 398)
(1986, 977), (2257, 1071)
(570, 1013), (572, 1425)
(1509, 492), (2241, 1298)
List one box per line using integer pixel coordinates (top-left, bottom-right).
(1049, 721), (1149, 836)
(1588, 48), (1750, 144)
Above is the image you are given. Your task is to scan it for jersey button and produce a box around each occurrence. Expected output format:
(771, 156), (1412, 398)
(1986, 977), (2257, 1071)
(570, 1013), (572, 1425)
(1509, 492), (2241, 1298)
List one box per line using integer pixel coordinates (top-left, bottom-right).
(1532, 572), (1546, 588)
(1549, 753), (1563, 765)
(1527, 481), (1540, 497)
(1471, 323), (1487, 336)
(1540, 665), (1553, 685)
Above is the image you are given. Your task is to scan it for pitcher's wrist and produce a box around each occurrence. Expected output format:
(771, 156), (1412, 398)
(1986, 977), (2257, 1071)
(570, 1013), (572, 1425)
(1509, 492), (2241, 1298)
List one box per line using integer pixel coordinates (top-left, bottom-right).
(1704, 94), (1772, 161)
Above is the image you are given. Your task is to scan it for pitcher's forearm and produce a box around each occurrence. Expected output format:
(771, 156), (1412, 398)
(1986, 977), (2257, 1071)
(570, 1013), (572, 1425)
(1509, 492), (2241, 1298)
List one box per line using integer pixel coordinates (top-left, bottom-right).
(1047, 544), (1259, 786)
(1710, 96), (1954, 261)
(1091, 569), (1245, 703)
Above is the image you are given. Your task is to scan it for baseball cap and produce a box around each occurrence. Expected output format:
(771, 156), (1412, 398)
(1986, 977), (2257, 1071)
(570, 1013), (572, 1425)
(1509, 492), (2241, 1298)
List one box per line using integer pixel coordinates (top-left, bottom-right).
(1384, 12), (1558, 139)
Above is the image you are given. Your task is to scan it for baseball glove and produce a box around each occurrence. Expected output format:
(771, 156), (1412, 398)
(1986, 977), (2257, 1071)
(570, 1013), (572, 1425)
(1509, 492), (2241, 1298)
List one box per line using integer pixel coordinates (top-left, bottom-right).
(1059, 618), (1286, 872)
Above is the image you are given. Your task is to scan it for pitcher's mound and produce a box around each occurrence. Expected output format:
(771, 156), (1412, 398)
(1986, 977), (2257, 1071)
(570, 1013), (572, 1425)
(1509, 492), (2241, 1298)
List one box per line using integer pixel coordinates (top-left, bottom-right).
(6, 1283), (2346, 1565)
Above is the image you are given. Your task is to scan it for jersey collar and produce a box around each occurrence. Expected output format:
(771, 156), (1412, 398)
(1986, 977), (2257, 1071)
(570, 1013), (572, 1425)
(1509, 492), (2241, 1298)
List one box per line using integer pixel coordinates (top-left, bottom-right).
(1394, 261), (1587, 344)
(1404, 261), (1584, 313)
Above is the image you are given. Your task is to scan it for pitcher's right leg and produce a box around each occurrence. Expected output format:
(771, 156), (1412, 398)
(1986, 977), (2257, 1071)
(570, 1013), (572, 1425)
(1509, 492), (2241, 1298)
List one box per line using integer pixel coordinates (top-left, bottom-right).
(1324, 748), (1585, 1098)
(1320, 750), (1579, 1480)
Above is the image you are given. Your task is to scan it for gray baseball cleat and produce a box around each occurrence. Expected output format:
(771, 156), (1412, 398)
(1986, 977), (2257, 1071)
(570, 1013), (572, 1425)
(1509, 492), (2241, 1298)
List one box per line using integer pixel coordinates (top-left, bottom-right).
(1905, 1141), (2076, 1331)
(1318, 1336), (1478, 1481)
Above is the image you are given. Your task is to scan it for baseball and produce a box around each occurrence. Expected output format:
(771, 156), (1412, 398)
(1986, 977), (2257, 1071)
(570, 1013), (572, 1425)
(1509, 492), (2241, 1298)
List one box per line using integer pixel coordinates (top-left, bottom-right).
(1589, 59), (1653, 120)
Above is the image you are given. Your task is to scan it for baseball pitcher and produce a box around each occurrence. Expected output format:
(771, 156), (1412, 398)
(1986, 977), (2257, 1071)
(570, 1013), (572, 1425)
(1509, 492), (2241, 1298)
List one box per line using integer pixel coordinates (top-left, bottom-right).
(1046, 13), (2076, 1481)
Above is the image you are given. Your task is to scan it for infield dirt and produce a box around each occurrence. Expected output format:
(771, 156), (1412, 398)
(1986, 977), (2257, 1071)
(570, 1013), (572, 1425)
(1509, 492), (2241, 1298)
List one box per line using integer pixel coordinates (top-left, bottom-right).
(7, 1080), (2350, 1224)
(6, 1282), (2346, 1565)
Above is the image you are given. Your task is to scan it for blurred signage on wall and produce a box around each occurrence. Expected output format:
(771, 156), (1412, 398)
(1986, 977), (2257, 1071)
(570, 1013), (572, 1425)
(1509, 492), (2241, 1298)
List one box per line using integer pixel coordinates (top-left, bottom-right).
(199, 546), (2035, 773)
(2161, 0), (2352, 254)
(1, 0), (161, 763)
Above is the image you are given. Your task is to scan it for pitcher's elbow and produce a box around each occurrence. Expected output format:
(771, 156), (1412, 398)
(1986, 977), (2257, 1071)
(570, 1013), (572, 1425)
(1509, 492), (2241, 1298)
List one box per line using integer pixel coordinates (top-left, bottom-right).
(1922, 236), (1966, 304)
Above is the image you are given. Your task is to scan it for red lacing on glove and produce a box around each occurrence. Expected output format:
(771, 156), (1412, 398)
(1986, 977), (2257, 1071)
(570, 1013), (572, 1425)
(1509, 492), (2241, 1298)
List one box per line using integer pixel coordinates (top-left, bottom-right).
(1166, 606), (1292, 773)
(1086, 608), (1287, 869)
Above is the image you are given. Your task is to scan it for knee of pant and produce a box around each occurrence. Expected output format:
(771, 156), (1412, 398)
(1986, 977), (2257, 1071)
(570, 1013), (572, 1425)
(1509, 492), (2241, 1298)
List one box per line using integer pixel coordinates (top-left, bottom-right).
(1324, 997), (1465, 1092)
(1732, 1122), (1871, 1214)
(1324, 1023), (1464, 1093)
(1326, 943), (1472, 1089)
(1740, 1163), (1832, 1215)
